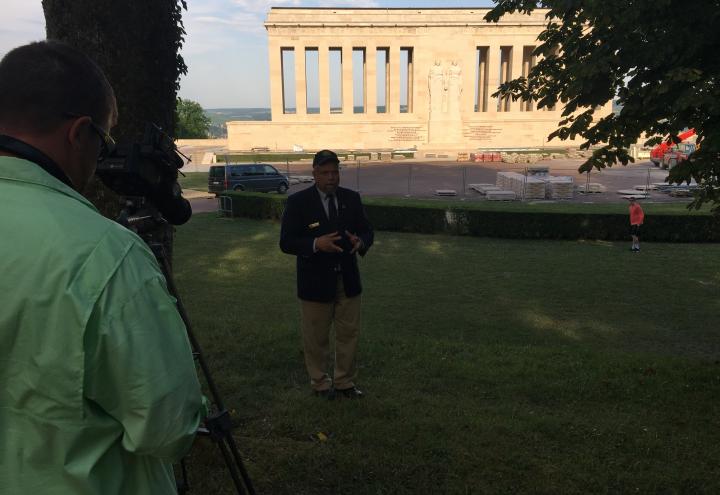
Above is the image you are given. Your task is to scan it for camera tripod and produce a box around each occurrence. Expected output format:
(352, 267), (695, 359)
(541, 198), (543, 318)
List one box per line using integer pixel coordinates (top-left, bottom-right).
(120, 201), (256, 495)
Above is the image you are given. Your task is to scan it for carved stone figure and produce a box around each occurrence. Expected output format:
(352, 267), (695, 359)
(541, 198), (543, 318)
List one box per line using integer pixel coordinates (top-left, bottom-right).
(447, 60), (463, 114)
(428, 60), (445, 115)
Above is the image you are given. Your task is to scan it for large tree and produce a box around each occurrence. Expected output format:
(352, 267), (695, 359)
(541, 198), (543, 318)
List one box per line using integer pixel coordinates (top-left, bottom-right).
(43, 0), (188, 265)
(486, 1), (720, 211)
(42, 0), (188, 216)
(176, 98), (211, 138)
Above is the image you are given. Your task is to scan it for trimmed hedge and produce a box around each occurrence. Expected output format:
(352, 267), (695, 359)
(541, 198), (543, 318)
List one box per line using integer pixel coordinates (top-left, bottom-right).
(217, 191), (720, 242)
(223, 192), (286, 220)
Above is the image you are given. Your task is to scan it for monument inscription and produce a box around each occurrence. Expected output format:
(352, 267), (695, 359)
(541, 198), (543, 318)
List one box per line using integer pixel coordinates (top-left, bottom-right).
(463, 125), (503, 141)
(390, 126), (425, 142)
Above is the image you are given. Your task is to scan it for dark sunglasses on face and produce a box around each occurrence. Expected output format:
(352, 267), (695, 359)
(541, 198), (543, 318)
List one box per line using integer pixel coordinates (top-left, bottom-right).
(63, 112), (116, 161)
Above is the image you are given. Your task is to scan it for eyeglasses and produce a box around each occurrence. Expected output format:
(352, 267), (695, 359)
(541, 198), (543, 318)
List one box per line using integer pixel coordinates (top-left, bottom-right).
(64, 112), (116, 162)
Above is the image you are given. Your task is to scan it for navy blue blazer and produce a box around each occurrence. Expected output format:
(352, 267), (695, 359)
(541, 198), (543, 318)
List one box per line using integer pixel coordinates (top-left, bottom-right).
(280, 185), (374, 302)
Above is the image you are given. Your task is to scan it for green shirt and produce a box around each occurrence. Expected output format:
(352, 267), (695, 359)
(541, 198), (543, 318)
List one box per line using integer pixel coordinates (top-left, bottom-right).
(0, 156), (206, 494)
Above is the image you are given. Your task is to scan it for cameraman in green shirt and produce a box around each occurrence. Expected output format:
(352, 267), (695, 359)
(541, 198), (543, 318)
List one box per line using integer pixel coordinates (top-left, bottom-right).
(0, 41), (206, 495)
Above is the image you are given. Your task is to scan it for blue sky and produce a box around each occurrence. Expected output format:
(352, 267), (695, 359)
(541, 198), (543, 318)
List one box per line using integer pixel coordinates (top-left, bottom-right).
(1, 1), (495, 108)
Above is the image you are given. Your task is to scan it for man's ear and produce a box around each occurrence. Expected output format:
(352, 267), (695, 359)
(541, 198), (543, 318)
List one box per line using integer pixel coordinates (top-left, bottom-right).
(66, 115), (92, 150)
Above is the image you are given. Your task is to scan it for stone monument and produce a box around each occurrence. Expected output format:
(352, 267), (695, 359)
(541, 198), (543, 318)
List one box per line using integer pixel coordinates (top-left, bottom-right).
(226, 8), (613, 152)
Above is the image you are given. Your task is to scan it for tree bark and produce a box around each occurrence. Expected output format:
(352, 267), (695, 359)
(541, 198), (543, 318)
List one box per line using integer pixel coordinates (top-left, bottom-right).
(42, 0), (187, 218)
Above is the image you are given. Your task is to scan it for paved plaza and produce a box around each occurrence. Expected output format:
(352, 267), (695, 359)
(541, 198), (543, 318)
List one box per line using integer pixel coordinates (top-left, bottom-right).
(187, 158), (692, 214)
(282, 158), (688, 204)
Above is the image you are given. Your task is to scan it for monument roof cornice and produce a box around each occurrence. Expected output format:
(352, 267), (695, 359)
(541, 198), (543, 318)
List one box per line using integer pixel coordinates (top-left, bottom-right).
(264, 7), (550, 29)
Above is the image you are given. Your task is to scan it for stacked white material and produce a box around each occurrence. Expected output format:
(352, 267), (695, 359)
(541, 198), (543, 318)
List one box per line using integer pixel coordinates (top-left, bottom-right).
(486, 190), (517, 201)
(496, 172), (546, 199)
(496, 172), (510, 190)
(496, 171), (509, 189)
(527, 166), (550, 177)
(496, 172), (526, 196)
(435, 189), (457, 196)
(496, 171), (523, 190)
(523, 177), (547, 199)
(578, 182), (606, 193)
(545, 176), (574, 199)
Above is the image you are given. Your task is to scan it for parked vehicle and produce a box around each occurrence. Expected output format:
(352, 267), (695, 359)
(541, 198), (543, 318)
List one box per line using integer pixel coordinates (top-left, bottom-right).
(208, 164), (290, 194)
(650, 129), (695, 166)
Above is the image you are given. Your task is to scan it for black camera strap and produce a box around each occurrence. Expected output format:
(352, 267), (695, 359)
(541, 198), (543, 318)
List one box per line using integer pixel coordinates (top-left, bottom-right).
(0, 134), (74, 189)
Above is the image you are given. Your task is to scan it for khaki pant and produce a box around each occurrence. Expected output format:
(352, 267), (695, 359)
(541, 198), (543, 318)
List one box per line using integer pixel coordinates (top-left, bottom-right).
(300, 276), (361, 391)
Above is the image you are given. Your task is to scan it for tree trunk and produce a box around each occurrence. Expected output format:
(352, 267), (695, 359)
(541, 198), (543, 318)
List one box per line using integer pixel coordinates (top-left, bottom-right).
(42, 0), (187, 261)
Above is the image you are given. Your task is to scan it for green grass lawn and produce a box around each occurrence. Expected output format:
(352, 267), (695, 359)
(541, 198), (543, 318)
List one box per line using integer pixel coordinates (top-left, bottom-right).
(174, 215), (720, 494)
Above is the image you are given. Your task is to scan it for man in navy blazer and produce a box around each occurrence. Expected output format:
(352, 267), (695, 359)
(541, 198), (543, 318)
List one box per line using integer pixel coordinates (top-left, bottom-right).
(280, 149), (374, 399)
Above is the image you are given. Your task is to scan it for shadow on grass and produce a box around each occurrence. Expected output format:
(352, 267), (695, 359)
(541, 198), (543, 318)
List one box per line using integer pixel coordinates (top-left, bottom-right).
(172, 214), (720, 494)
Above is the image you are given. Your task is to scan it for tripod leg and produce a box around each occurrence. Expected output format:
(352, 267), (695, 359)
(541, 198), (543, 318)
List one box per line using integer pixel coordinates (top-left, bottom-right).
(216, 438), (248, 495)
(152, 244), (256, 495)
(176, 459), (190, 494)
(224, 435), (256, 495)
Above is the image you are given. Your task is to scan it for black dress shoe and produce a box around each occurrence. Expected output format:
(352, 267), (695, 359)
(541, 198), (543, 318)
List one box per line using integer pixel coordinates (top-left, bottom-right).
(336, 386), (364, 399)
(313, 388), (336, 400)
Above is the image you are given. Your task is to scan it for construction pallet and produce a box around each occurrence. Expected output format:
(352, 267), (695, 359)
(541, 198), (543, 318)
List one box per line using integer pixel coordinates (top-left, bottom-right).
(486, 190), (517, 201)
(469, 183), (501, 194)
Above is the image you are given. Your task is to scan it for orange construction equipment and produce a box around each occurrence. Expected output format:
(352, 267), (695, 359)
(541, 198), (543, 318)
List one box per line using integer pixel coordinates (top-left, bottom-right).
(650, 129), (695, 166)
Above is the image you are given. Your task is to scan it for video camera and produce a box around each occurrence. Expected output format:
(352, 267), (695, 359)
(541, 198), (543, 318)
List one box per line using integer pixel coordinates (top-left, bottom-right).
(96, 123), (192, 227)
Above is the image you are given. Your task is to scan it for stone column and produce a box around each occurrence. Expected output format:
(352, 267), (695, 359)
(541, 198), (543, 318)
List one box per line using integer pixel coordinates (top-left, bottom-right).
(524, 47), (535, 111)
(486, 45), (500, 114)
(268, 38), (284, 118)
(388, 45), (401, 114)
(295, 44), (307, 115)
(459, 51), (475, 115)
(407, 48), (414, 113)
(522, 48), (530, 111)
(342, 45), (354, 114)
(477, 47), (487, 112)
(318, 44), (330, 115)
(366, 46), (377, 114)
(384, 48), (390, 113)
(499, 49), (510, 112)
(511, 45), (525, 112)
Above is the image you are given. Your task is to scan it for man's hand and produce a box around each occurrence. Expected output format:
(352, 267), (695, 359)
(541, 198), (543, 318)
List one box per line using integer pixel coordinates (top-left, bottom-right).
(316, 232), (344, 253)
(345, 230), (363, 254)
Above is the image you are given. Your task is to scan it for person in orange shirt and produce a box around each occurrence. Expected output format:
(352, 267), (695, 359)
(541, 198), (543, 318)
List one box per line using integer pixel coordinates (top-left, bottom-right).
(629, 198), (645, 252)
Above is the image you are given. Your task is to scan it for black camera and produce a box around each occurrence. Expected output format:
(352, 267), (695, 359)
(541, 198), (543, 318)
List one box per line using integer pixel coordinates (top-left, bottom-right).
(96, 123), (192, 226)
(335, 227), (354, 253)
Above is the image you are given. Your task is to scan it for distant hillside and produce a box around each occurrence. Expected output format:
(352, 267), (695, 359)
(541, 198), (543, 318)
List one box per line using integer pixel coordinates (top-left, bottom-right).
(204, 106), (405, 136)
(204, 108), (271, 138)
(206, 108), (271, 122)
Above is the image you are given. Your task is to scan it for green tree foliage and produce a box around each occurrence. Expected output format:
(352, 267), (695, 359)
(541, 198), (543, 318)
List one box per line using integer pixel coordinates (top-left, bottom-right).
(175, 98), (211, 138)
(486, 1), (720, 211)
